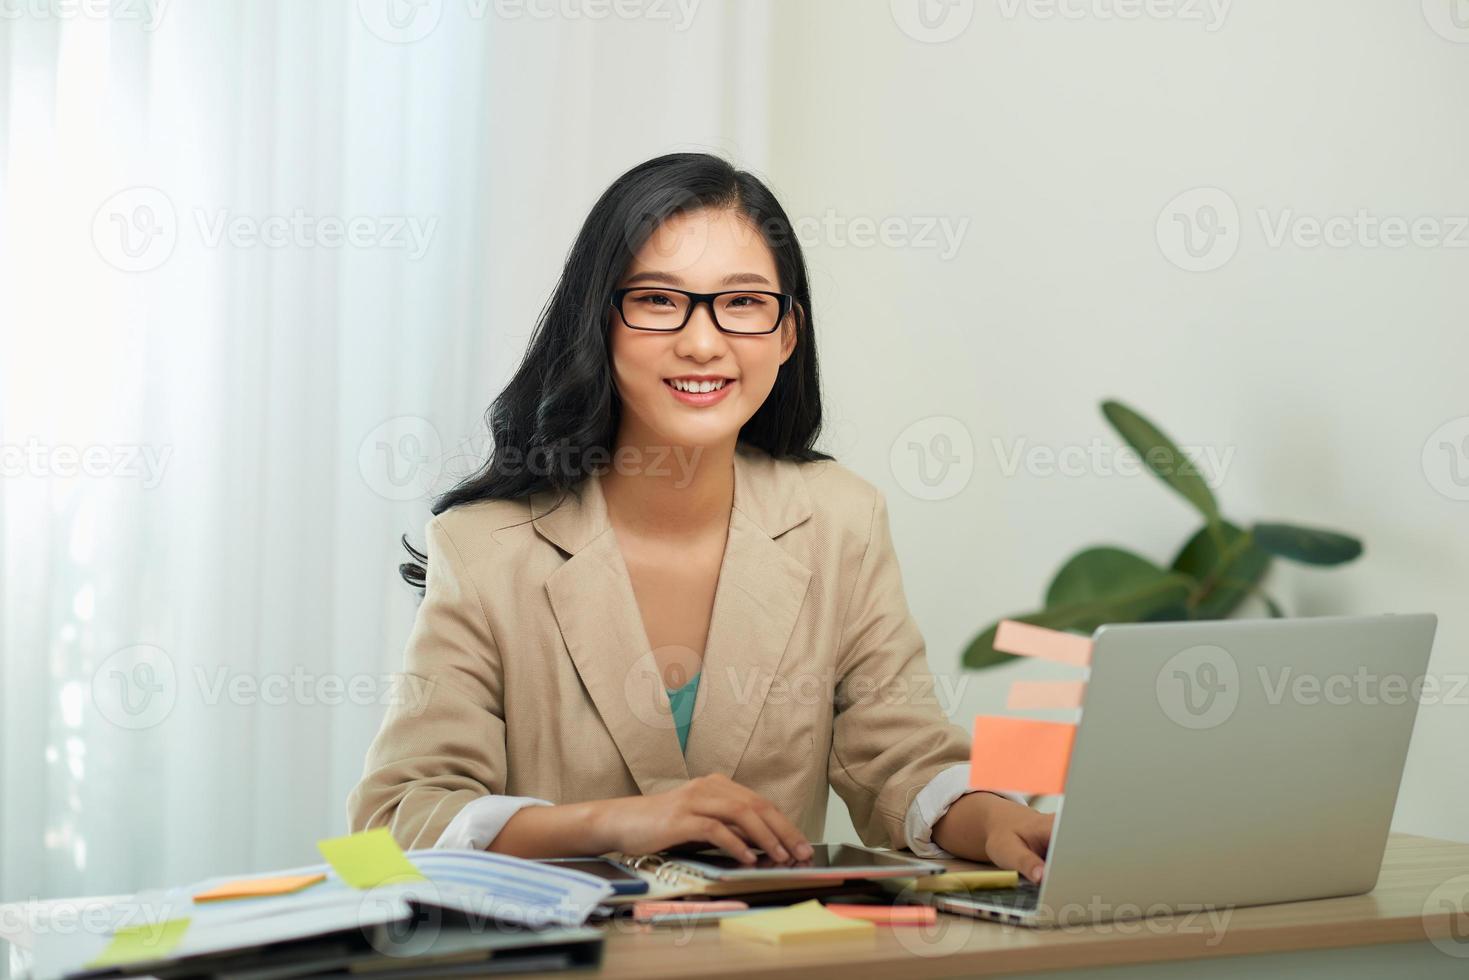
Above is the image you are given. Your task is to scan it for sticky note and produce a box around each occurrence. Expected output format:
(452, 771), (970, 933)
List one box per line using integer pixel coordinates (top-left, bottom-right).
(970, 715), (1076, 795)
(317, 828), (425, 889)
(910, 870), (1019, 893)
(994, 620), (1093, 667)
(720, 899), (874, 944)
(1007, 680), (1087, 710)
(86, 918), (191, 968)
(194, 873), (326, 902)
(824, 904), (937, 925)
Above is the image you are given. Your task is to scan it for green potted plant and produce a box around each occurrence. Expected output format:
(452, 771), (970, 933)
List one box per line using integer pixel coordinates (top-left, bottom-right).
(963, 400), (1364, 669)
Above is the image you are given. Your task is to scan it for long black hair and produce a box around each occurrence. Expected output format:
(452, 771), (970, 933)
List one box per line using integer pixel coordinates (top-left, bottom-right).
(399, 152), (831, 587)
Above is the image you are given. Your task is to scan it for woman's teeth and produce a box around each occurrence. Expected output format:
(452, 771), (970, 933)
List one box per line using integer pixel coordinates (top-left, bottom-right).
(668, 379), (728, 393)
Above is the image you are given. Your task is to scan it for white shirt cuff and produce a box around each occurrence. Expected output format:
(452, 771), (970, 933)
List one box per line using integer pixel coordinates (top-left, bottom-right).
(904, 764), (1028, 859)
(433, 794), (553, 850)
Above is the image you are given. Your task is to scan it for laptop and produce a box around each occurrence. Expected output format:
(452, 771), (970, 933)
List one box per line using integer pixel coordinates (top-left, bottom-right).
(926, 613), (1438, 927)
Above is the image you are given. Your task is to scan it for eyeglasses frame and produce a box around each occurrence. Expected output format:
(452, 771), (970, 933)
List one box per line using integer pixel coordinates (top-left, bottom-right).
(610, 286), (794, 336)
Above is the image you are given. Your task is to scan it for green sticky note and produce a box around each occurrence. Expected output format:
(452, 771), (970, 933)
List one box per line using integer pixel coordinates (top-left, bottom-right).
(317, 827), (425, 889)
(86, 917), (191, 968)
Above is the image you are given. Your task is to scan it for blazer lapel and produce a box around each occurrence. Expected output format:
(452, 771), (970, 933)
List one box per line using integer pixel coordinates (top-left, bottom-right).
(534, 444), (815, 793)
(538, 482), (691, 795)
(682, 447), (814, 779)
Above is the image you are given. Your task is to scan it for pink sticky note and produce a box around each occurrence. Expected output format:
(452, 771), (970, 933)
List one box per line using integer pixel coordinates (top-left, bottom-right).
(970, 716), (1076, 796)
(994, 620), (1092, 667)
(1007, 680), (1087, 710)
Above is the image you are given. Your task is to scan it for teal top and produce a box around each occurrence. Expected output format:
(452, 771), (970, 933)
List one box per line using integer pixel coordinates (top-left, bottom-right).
(666, 671), (701, 754)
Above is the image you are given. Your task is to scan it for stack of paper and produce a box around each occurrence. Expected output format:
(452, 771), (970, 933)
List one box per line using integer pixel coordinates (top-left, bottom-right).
(29, 829), (613, 980)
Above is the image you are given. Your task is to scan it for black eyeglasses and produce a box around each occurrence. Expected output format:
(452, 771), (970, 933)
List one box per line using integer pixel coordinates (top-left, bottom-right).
(610, 287), (793, 335)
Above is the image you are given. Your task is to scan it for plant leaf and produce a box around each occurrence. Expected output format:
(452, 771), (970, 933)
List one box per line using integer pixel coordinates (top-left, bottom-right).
(1171, 521), (1273, 619)
(1101, 400), (1219, 521)
(963, 571), (1195, 670)
(1046, 546), (1178, 608)
(1252, 522), (1364, 565)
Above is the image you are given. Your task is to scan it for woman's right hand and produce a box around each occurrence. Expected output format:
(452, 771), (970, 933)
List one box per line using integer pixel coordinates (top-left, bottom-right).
(594, 773), (813, 864)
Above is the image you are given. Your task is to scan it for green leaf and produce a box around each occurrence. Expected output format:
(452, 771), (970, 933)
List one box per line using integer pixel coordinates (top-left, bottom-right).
(1101, 400), (1219, 521)
(963, 568), (1195, 670)
(1046, 546), (1176, 608)
(1252, 522), (1363, 565)
(1216, 578), (1286, 617)
(1172, 521), (1273, 619)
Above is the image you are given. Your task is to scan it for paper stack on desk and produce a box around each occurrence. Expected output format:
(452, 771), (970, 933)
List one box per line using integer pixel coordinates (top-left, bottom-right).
(29, 829), (611, 980)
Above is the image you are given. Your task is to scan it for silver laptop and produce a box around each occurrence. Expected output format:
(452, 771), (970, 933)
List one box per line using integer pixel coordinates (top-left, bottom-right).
(929, 613), (1437, 927)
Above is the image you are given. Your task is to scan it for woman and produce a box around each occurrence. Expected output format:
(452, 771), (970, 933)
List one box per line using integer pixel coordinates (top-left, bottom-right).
(348, 153), (1054, 882)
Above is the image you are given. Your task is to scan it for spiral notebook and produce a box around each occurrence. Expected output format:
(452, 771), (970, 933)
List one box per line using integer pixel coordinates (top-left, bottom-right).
(603, 845), (943, 904)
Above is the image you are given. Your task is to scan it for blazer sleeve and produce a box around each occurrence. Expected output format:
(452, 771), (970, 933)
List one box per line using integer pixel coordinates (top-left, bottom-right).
(826, 488), (973, 850)
(346, 515), (511, 849)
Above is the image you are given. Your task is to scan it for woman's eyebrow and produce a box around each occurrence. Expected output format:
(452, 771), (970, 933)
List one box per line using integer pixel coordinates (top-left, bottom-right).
(621, 271), (774, 287)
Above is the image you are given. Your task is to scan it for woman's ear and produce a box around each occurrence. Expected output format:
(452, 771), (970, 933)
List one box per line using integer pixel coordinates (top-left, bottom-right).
(779, 303), (803, 365)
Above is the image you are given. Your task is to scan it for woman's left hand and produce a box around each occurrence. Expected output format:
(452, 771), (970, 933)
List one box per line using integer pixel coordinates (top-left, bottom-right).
(929, 791), (1056, 883)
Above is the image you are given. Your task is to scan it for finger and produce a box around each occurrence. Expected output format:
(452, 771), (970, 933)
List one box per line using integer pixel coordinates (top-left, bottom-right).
(1020, 813), (1056, 857)
(722, 785), (812, 861)
(694, 796), (790, 862)
(688, 817), (757, 864)
(985, 832), (1047, 884)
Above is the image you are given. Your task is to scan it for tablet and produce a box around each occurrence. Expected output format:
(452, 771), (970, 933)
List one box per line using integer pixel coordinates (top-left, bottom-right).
(669, 843), (944, 882)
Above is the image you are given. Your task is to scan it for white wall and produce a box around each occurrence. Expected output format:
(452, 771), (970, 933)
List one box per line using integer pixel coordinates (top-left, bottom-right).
(761, 1), (1467, 844)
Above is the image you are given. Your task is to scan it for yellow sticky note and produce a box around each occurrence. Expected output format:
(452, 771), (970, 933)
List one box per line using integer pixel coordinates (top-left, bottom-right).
(911, 870), (1020, 893)
(720, 900), (874, 945)
(86, 918), (191, 968)
(317, 828), (425, 889)
(195, 872), (326, 902)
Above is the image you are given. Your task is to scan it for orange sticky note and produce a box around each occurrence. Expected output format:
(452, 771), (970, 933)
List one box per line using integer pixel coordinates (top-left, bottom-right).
(1007, 680), (1087, 710)
(994, 620), (1092, 667)
(970, 716), (1076, 795)
(824, 904), (937, 925)
(194, 873), (326, 902)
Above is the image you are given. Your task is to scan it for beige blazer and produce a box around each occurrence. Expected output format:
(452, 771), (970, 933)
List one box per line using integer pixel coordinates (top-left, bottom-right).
(348, 442), (973, 850)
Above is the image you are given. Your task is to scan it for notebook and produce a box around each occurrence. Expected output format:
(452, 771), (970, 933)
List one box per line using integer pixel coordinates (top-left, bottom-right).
(603, 844), (943, 904)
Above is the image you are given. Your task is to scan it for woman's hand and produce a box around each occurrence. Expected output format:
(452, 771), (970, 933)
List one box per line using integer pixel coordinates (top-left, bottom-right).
(930, 791), (1055, 883)
(595, 773), (814, 864)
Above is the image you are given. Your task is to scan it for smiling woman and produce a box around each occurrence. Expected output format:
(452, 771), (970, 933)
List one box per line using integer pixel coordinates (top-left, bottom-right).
(350, 153), (1055, 881)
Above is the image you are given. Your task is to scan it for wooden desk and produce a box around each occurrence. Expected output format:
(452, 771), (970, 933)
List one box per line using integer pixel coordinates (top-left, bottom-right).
(581, 833), (1469, 978)
(3, 834), (1467, 979)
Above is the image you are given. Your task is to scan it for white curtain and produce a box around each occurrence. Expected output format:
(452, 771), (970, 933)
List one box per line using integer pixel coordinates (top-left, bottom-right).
(0, 0), (770, 901)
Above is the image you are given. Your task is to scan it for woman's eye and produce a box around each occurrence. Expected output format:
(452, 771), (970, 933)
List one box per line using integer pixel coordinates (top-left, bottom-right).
(727, 295), (765, 308)
(637, 293), (674, 306)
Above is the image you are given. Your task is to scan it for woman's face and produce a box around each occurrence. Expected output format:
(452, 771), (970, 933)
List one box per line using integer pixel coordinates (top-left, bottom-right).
(609, 207), (797, 454)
